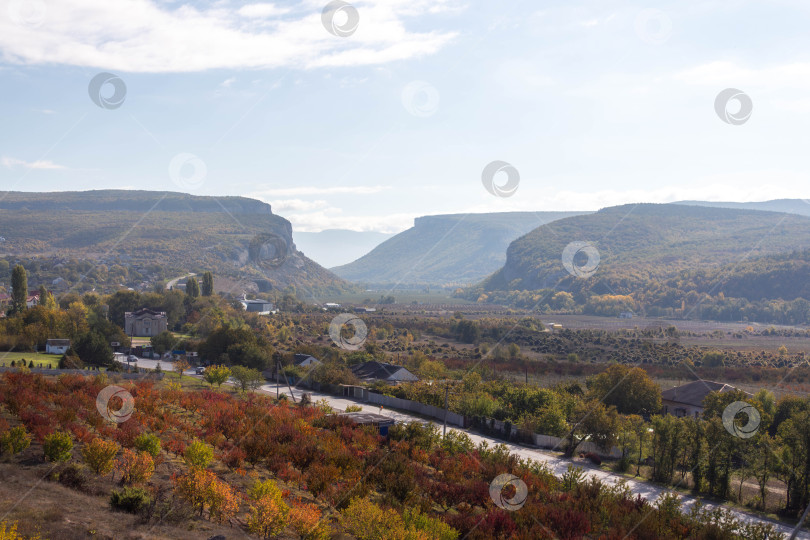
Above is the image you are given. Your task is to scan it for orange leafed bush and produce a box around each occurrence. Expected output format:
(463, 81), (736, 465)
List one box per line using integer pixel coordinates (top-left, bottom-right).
(81, 437), (119, 475)
(206, 477), (240, 524)
(174, 469), (239, 524)
(247, 494), (290, 539)
(290, 501), (330, 540)
(115, 449), (154, 485)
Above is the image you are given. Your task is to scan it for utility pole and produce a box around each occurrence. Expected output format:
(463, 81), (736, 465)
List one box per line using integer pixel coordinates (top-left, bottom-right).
(284, 361), (297, 403)
(442, 383), (450, 438)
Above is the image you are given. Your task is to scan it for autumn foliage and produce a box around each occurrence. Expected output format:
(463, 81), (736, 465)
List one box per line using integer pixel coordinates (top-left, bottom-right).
(115, 449), (154, 485)
(81, 437), (119, 475)
(0, 370), (786, 540)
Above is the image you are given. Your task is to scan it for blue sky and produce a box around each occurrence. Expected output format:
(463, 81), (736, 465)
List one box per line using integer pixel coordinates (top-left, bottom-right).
(2, 0), (810, 233)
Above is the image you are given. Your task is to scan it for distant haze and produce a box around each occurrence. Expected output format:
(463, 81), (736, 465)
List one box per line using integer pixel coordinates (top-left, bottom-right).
(293, 229), (394, 268)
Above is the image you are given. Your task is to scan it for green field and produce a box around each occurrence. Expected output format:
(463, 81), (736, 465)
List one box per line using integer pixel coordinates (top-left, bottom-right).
(0, 352), (61, 368)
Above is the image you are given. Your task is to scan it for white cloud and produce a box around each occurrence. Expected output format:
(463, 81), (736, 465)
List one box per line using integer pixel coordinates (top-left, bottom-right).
(254, 185), (389, 196)
(1, 157), (66, 170)
(674, 61), (810, 89)
(237, 3), (290, 19)
(0, 0), (459, 73)
(269, 198), (329, 212)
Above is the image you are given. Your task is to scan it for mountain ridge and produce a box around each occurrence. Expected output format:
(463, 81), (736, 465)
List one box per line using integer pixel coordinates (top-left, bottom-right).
(468, 203), (810, 322)
(0, 190), (345, 296)
(331, 211), (588, 286)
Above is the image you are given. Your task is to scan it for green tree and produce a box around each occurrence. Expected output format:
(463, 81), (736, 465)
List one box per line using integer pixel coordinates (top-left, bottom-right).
(226, 342), (272, 371)
(107, 290), (141, 326)
(43, 431), (73, 462)
(185, 277), (200, 298)
(231, 365), (264, 392)
(650, 414), (684, 484)
(184, 440), (214, 470)
(564, 400), (619, 457)
(73, 331), (114, 367)
(586, 364), (662, 416)
(201, 271), (214, 297)
(10, 264), (27, 314)
(701, 350), (725, 367)
(0, 426), (31, 455)
(38, 285), (56, 310)
(150, 330), (175, 354)
(134, 433), (162, 458)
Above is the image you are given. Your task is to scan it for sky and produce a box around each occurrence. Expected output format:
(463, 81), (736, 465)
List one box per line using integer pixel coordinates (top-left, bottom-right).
(2, 0), (810, 234)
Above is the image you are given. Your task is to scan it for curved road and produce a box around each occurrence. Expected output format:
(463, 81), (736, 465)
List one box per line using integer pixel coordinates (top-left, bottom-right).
(165, 272), (195, 291)
(258, 382), (809, 539)
(133, 364), (807, 538)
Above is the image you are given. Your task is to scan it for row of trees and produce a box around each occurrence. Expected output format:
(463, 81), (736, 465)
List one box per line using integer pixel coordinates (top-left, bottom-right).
(378, 361), (810, 514)
(183, 271), (214, 299)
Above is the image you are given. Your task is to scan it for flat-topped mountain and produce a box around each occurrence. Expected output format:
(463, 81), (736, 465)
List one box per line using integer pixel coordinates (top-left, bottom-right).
(331, 211), (587, 286)
(0, 190), (345, 296)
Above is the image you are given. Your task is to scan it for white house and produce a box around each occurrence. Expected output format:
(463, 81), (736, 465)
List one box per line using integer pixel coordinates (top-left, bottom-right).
(45, 339), (70, 355)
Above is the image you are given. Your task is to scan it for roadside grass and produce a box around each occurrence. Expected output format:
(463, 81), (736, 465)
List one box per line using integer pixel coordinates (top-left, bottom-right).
(0, 351), (61, 368)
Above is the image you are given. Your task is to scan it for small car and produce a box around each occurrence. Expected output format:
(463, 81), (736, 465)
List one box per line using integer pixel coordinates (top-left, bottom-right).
(195, 367), (205, 375)
(127, 355), (138, 362)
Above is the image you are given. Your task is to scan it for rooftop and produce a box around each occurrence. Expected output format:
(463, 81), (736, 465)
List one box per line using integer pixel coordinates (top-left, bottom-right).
(661, 380), (742, 408)
(338, 412), (395, 426)
(351, 361), (418, 382)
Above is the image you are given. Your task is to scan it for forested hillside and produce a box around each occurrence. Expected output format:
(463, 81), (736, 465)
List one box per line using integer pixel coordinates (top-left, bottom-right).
(0, 191), (346, 296)
(468, 204), (810, 323)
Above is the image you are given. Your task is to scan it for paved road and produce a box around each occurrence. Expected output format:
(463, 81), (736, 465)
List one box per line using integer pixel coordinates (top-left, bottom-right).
(258, 382), (810, 539)
(113, 355), (193, 374)
(165, 272), (195, 291)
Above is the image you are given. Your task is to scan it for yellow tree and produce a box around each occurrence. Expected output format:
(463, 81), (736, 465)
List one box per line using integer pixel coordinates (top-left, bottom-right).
(247, 480), (290, 539)
(64, 302), (89, 339)
(203, 365), (231, 389)
(174, 357), (190, 385)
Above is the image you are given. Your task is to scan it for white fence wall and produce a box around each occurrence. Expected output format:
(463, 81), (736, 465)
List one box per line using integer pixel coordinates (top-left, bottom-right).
(365, 392), (466, 428)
